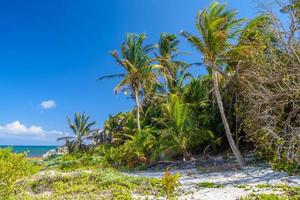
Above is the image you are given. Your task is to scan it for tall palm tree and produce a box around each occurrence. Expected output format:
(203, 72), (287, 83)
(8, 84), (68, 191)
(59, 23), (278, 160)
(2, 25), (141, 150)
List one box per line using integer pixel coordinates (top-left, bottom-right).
(181, 2), (246, 166)
(57, 112), (96, 151)
(154, 33), (191, 94)
(99, 33), (156, 131)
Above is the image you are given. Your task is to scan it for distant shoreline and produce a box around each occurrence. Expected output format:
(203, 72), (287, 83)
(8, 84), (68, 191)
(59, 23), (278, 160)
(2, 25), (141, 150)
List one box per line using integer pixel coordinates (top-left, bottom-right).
(0, 145), (58, 157)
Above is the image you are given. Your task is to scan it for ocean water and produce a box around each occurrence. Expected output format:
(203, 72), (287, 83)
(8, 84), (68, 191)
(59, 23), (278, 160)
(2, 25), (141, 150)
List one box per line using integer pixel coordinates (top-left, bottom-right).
(0, 145), (58, 157)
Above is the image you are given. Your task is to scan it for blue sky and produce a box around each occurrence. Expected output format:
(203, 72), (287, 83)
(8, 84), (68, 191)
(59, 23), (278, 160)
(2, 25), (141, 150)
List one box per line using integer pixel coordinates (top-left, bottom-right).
(0, 0), (257, 145)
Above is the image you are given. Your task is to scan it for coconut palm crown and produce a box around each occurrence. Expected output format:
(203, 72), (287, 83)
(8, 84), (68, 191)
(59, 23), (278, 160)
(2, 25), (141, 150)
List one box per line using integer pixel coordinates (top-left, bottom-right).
(99, 33), (156, 131)
(154, 33), (192, 94)
(57, 112), (96, 151)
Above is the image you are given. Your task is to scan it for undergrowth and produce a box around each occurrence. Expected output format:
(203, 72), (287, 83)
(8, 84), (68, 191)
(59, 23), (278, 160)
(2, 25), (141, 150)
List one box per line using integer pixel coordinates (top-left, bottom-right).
(14, 168), (164, 200)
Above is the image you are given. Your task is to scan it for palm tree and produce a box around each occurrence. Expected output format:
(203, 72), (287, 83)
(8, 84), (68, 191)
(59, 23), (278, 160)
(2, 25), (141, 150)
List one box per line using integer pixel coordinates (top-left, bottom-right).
(162, 94), (193, 161)
(57, 112), (96, 152)
(181, 2), (246, 166)
(99, 33), (156, 131)
(154, 33), (191, 94)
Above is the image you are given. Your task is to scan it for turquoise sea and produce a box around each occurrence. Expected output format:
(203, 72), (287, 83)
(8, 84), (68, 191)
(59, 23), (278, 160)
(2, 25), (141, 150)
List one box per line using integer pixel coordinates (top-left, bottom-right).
(0, 146), (58, 157)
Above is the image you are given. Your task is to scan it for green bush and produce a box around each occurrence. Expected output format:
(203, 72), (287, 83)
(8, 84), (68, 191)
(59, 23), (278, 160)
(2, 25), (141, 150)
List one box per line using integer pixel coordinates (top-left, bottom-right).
(43, 145), (130, 171)
(94, 144), (126, 167)
(271, 160), (300, 175)
(162, 169), (181, 199)
(44, 152), (111, 171)
(0, 148), (40, 198)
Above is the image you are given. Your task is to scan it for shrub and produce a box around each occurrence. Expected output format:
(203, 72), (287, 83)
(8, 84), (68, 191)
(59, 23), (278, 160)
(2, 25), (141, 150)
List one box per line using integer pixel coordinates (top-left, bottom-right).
(94, 144), (126, 167)
(236, 7), (300, 173)
(197, 182), (224, 188)
(44, 152), (111, 171)
(271, 160), (300, 176)
(0, 148), (40, 198)
(15, 168), (163, 199)
(161, 169), (181, 199)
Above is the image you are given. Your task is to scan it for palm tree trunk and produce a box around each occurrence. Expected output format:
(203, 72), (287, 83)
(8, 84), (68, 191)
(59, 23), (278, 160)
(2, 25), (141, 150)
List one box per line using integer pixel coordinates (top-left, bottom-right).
(165, 81), (169, 96)
(183, 150), (190, 162)
(134, 89), (141, 132)
(212, 70), (246, 167)
(165, 81), (169, 102)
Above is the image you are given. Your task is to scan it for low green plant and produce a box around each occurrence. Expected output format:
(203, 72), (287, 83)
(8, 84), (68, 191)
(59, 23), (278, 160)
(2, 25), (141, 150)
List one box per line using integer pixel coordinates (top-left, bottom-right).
(197, 166), (208, 173)
(197, 182), (224, 188)
(233, 184), (251, 191)
(240, 194), (287, 200)
(0, 148), (40, 199)
(256, 183), (272, 188)
(98, 145), (126, 166)
(15, 168), (163, 199)
(43, 150), (113, 171)
(240, 185), (300, 200)
(161, 169), (181, 199)
(234, 184), (248, 188)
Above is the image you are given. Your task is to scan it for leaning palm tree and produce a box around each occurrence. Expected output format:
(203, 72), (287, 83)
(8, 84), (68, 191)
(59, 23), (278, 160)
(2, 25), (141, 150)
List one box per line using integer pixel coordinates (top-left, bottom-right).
(57, 112), (96, 152)
(181, 2), (246, 166)
(99, 33), (156, 131)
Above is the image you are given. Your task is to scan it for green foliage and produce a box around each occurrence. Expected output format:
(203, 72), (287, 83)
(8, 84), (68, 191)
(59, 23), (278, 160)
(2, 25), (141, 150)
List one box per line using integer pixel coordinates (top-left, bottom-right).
(240, 187), (300, 200)
(239, 15), (273, 47)
(43, 153), (109, 171)
(256, 184), (272, 189)
(100, 91), (214, 164)
(43, 144), (149, 171)
(181, 1), (246, 166)
(57, 112), (96, 152)
(236, 9), (300, 169)
(240, 194), (288, 200)
(63, 0), (299, 174)
(99, 33), (157, 131)
(159, 94), (213, 161)
(104, 111), (137, 145)
(94, 144), (126, 167)
(181, 1), (244, 64)
(233, 184), (250, 190)
(122, 128), (157, 166)
(240, 184), (300, 200)
(15, 168), (164, 199)
(161, 169), (181, 199)
(154, 32), (190, 94)
(197, 182), (224, 188)
(271, 160), (300, 175)
(0, 148), (40, 199)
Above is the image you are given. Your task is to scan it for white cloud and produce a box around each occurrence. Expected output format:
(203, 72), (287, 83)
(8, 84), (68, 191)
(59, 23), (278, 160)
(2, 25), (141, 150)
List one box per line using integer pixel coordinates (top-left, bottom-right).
(0, 121), (44, 135)
(0, 121), (67, 136)
(0, 121), (69, 145)
(40, 100), (56, 109)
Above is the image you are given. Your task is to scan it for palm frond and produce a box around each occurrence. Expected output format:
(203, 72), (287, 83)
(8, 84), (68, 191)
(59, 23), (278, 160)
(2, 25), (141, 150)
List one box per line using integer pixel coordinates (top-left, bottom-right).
(98, 73), (125, 81)
(57, 136), (74, 141)
(180, 31), (205, 54)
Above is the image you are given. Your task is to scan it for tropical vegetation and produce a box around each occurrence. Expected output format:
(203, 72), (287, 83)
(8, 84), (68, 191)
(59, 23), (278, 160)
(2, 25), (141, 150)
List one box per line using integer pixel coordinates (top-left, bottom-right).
(91, 0), (299, 171)
(0, 0), (299, 199)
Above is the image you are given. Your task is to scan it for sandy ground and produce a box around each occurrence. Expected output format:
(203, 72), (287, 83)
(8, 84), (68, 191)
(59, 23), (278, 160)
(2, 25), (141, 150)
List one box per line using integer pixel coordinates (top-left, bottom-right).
(129, 166), (300, 200)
